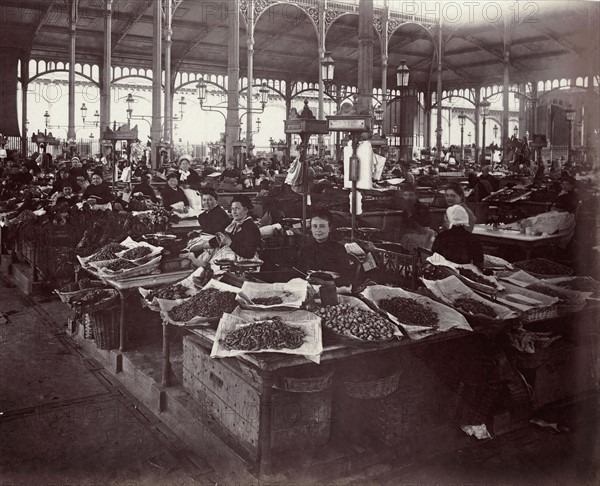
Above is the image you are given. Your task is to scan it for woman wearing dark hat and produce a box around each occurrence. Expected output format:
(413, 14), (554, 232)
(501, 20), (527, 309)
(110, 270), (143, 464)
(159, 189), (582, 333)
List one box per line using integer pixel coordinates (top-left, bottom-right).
(161, 172), (190, 210)
(199, 194), (261, 259)
(197, 188), (231, 235)
(83, 172), (113, 205)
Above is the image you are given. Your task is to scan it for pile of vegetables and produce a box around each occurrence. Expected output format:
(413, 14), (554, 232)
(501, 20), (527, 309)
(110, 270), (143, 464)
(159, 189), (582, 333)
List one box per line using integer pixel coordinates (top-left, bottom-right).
(318, 303), (395, 341)
(221, 316), (305, 351)
(103, 260), (137, 272)
(515, 258), (572, 276)
(454, 298), (495, 317)
(458, 268), (494, 286)
(88, 243), (128, 262)
(252, 296), (283, 305)
(379, 297), (438, 328)
(146, 283), (189, 301)
(168, 288), (237, 321)
(121, 246), (152, 260)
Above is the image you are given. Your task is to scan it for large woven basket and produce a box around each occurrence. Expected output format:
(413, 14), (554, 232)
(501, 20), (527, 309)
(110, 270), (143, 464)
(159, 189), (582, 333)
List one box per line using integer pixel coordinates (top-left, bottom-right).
(89, 309), (119, 350)
(343, 370), (402, 400)
(72, 289), (120, 314)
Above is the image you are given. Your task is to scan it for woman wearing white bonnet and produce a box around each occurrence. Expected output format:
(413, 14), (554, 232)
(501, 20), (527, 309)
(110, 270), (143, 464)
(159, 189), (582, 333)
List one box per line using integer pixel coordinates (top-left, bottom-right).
(432, 205), (484, 269)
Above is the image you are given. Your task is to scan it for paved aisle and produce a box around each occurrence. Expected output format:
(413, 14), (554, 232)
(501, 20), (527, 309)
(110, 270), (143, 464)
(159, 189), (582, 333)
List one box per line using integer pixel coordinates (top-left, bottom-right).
(0, 280), (217, 486)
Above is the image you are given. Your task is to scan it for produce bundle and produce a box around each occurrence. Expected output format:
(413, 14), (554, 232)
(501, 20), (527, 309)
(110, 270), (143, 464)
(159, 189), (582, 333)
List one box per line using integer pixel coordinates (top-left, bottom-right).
(88, 243), (128, 262)
(103, 259), (137, 272)
(168, 288), (237, 321)
(527, 284), (565, 299)
(515, 258), (572, 276)
(454, 298), (495, 317)
(458, 268), (493, 286)
(71, 289), (113, 307)
(556, 278), (600, 295)
(146, 283), (189, 301)
(379, 297), (438, 328)
(318, 303), (395, 341)
(421, 265), (454, 281)
(221, 316), (305, 351)
(121, 246), (152, 260)
(252, 296), (283, 305)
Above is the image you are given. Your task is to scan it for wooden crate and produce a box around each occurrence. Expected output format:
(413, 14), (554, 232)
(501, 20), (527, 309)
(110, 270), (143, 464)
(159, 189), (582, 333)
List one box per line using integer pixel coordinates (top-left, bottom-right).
(182, 336), (332, 460)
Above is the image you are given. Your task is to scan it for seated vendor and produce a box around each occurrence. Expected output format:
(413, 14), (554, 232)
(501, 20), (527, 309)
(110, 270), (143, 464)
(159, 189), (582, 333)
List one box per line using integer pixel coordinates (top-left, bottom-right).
(132, 172), (159, 203)
(177, 156), (202, 189)
(551, 175), (579, 213)
(191, 194), (261, 259)
(431, 205), (484, 269)
(197, 188), (231, 235)
(443, 182), (476, 232)
(395, 183), (431, 230)
(297, 209), (353, 286)
(219, 158), (243, 192)
(83, 172), (113, 205)
(161, 172), (190, 211)
(55, 184), (79, 208)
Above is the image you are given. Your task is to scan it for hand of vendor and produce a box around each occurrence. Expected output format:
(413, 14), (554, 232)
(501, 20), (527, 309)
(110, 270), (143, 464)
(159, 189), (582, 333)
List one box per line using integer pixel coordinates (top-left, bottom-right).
(216, 232), (232, 247)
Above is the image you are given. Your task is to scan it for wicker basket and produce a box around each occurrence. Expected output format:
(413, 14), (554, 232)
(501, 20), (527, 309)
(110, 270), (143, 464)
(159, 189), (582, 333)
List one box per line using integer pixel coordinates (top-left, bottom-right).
(343, 370), (402, 400)
(83, 314), (95, 340)
(72, 289), (120, 314)
(90, 309), (119, 350)
(519, 303), (559, 323)
(55, 280), (107, 303)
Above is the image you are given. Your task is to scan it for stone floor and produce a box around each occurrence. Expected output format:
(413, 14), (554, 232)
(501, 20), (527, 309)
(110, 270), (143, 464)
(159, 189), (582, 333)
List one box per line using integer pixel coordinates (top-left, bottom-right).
(0, 276), (599, 486)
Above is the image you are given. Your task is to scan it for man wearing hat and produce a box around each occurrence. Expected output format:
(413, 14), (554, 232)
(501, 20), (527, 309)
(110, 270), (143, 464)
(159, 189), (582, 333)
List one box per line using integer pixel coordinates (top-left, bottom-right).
(552, 176), (579, 213)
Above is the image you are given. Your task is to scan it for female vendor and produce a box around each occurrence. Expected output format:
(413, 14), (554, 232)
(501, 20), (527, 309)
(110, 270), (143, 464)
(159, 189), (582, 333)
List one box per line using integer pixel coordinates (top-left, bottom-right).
(444, 182), (476, 232)
(297, 209), (353, 286)
(161, 172), (190, 210)
(197, 188), (231, 235)
(190, 194), (261, 259)
(83, 172), (113, 205)
(432, 205), (484, 269)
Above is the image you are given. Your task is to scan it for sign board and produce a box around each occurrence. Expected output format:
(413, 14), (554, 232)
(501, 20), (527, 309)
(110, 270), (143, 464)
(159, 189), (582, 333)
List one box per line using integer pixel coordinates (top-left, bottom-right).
(530, 133), (548, 148)
(326, 115), (372, 132)
(284, 119), (328, 135)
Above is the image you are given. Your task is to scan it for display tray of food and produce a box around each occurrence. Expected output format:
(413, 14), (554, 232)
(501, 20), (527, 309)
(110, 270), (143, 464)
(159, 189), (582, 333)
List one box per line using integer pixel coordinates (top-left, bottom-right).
(426, 253), (503, 294)
(77, 243), (129, 266)
(311, 295), (402, 347)
(89, 254), (162, 280)
(361, 284), (471, 340)
(498, 270), (587, 312)
(66, 288), (119, 313)
(210, 308), (322, 363)
(55, 278), (108, 303)
(492, 282), (560, 322)
(544, 276), (600, 301)
(513, 258), (574, 279)
(422, 276), (519, 323)
(159, 279), (240, 327)
(236, 278), (308, 310)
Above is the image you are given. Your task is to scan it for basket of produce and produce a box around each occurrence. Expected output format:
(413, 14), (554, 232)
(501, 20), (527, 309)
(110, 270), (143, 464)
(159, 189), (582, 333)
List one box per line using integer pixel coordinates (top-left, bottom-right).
(55, 278), (107, 303)
(89, 309), (119, 350)
(159, 280), (240, 326)
(315, 295), (402, 347)
(69, 288), (119, 314)
(236, 279), (308, 310)
(493, 282), (559, 323)
(524, 283), (586, 314)
(514, 258), (573, 279)
(420, 264), (456, 281)
(342, 370), (402, 400)
(455, 266), (503, 294)
(545, 276), (600, 301)
(139, 283), (193, 312)
(361, 285), (471, 339)
(76, 243), (129, 267)
(210, 308), (323, 363)
(421, 276), (518, 324)
(91, 255), (162, 280)
(115, 239), (163, 263)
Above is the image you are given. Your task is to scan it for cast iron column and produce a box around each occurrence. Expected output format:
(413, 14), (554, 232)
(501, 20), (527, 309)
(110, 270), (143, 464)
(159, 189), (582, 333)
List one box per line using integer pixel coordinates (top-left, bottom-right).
(435, 23), (443, 162)
(151, 0), (162, 168)
(164, 0), (173, 149)
(474, 89), (480, 164)
(502, 17), (510, 163)
(101, 0), (112, 131)
(68, 0), (78, 140)
(357, 0), (373, 116)
(21, 56), (29, 156)
(226, 0), (241, 165)
(246, 0), (255, 159)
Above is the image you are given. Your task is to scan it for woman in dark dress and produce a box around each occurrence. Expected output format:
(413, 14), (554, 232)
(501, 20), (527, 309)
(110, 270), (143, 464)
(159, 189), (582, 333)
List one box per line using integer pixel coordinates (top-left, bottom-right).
(197, 188), (231, 235)
(83, 172), (113, 205)
(161, 172), (190, 209)
(297, 209), (353, 286)
(194, 194), (260, 259)
(431, 205), (484, 269)
(177, 157), (202, 189)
